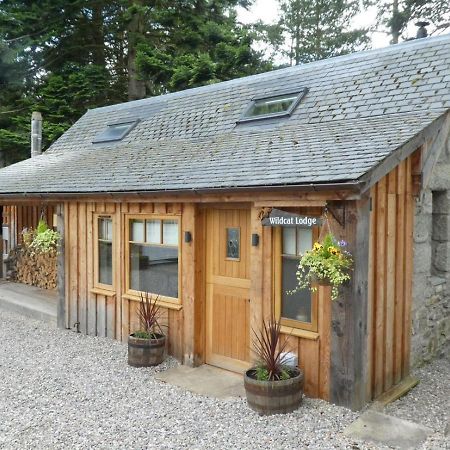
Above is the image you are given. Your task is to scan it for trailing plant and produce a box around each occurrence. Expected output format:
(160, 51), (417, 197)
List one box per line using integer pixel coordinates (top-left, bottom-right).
(251, 315), (292, 382)
(21, 219), (61, 254)
(135, 292), (164, 339)
(295, 233), (353, 300)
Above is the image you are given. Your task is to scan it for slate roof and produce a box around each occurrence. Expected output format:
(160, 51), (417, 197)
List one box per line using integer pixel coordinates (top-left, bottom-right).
(1, 34), (450, 195)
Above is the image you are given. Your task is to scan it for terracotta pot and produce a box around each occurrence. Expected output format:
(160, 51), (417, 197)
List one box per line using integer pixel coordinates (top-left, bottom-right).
(244, 368), (304, 415)
(128, 333), (166, 367)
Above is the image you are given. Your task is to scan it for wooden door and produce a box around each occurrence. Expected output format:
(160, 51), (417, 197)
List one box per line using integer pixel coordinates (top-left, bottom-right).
(205, 208), (251, 372)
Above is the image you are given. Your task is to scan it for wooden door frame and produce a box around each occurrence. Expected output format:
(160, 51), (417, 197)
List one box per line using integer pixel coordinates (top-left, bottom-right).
(203, 206), (252, 373)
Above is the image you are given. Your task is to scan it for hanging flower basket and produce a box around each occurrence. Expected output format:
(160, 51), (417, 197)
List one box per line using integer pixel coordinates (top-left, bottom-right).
(295, 233), (353, 300)
(309, 273), (333, 286)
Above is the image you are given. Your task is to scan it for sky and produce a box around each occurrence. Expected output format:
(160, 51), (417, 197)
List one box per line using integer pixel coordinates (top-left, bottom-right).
(235, 0), (419, 61)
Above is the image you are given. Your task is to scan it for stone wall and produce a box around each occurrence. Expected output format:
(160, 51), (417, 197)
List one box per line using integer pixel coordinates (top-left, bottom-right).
(411, 133), (450, 366)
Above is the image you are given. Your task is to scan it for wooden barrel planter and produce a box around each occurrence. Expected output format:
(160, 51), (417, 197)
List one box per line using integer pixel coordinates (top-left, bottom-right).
(244, 368), (304, 415)
(128, 334), (166, 367)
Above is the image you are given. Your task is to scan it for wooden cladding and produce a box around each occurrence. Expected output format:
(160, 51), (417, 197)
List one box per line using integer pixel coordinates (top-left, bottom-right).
(368, 155), (415, 400)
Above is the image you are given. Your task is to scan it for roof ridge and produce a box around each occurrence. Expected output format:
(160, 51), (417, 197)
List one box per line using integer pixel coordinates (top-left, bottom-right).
(89, 32), (450, 114)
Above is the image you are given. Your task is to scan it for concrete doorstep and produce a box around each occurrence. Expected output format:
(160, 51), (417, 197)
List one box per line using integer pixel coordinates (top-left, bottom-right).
(344, 411), (433, 450)
(0, 281), (57, 326)
(154, 364), (246, 399)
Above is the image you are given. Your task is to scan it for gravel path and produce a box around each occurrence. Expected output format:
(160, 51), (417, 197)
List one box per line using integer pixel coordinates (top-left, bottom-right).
(0, 309), (448, 450)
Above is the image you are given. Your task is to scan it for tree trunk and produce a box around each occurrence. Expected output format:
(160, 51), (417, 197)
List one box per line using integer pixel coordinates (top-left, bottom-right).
(391, 0), (400, 44)
(127, 0), (146, 101)
(92, 1), (106, 67)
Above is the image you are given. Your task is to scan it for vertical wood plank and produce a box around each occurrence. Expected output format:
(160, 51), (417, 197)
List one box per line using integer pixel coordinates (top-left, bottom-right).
(182, 203), (195, 365)
(78, 203), (87, 334)
(56, 203), (66, 329)
(87, 203), (96, 335)
(69, 202), (78, 330)
(318, 286), (331, 401)
(374, 178), (386, 398)
(97, 294), (106, 338)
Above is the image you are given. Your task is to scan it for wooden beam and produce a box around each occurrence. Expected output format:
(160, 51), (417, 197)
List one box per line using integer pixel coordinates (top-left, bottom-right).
(359, 114), (447, 193)
(56, 203), (66, 329)
(254, 200), (326, 207)
(330, 195), (371, 410)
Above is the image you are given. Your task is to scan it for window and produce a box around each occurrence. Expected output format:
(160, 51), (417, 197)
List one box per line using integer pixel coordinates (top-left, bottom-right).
(94, 216), (114, 291)
(127, 217), (180, 301)
(92, 120), (139, 144)
(226, 227), (240, 260)
(275, 226), (318, 332)
(238, 89), (308, 123)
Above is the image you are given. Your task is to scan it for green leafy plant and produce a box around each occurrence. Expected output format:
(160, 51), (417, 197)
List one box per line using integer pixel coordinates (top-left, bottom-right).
(135, 292), (163, 339)
(295, 233), (353, 300)
(251, 315), (292, 381)
(22, 219), (61, 254)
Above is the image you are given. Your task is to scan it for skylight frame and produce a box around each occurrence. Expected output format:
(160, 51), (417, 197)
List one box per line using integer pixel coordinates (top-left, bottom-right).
(92, 119), (140, 144)
(237, 88), (308, 124)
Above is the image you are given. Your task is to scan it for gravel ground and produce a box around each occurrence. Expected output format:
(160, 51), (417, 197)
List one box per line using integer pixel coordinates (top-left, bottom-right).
(0, 309), (448, 450)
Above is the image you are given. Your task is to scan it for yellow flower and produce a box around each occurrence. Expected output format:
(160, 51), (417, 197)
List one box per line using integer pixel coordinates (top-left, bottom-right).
(313, 242), (323, 251)
(329, 246), (339, 255)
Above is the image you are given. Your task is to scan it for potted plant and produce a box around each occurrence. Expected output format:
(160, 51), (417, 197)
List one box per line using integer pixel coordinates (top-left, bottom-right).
(295, 233), (353, 300)
(244, 315), (304, 415)
(128, 292), (166, 367)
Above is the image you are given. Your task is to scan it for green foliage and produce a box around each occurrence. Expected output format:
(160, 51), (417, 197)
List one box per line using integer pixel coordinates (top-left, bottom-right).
(295, 233), (353, 300)
(0, 0), (270, 165)
(251, 314), (292, 381)
(132, 330), (160, 339)
(376, 0), (450, 43)
(267, 0), (370, 65)
(136, 292), (164, 338)
(22, 220), (61, 254)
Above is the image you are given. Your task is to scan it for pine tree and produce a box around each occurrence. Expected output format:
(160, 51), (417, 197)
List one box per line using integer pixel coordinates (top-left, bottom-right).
(377, 0), (450, 43)
(274, 0), (370, 65)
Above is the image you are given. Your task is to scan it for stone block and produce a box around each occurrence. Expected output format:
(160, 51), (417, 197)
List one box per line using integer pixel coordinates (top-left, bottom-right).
(413, 243), (432, 273)
(432, 242), (450, 272)
(432, 214), (450, 241)
(432, 190), (450, 214)
(414, 213), (432, 243)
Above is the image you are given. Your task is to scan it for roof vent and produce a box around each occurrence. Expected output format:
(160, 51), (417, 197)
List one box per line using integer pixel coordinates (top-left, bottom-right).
(415, 21), (430, 39)
(31, 111), (43, 158)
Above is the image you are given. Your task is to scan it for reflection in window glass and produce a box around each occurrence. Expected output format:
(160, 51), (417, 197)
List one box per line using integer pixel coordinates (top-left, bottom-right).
(281, 227), (313, 324)
(146, 220), (161, 244)
(226, 227), (240, 259)
(128, 218), (179, 299)
(98, 217), (113, 286)
(130, 220), (145, 242)
(163, 220), (178, 245)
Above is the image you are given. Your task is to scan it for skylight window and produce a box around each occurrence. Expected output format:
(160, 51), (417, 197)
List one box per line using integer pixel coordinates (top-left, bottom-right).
(92, 120), (139, 144)
(238, 88), (308, 123)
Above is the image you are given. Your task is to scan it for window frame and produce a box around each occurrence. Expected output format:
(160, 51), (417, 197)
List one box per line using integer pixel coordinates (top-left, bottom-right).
(237, 88), (308, 124)
(93, 214), (115, 292)
(124, 213), (182, 306)
(92, 119), (139, 144)
(274, 226), (319, 332)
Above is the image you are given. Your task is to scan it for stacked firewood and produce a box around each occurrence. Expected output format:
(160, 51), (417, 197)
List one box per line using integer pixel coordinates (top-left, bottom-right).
(13, 247), (57, 289)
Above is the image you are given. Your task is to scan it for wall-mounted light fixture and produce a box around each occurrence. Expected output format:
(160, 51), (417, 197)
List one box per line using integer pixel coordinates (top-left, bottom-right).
(184, 231), (192, 243)
(251, 233), (259, 247)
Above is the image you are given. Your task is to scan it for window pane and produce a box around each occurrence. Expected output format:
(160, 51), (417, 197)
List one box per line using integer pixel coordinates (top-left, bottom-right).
(92, 121), (137, 143)
(246, 94), (297, 118)
(163, 220), (178, 245)
(99, 241), (113, 285)
(146, 219), (161, 244)
(130, 243), (178, 298)
(282, 256), (312, 323)
(297, 228), (312, 256)
(283, 228), (296, 255)
(130, 220), (145, 242)
(98, 218), (112, 241)
(226, 227), (240, 259)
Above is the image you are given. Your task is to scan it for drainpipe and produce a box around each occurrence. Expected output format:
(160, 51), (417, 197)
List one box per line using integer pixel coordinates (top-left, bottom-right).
(31, 111), (43, 158)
